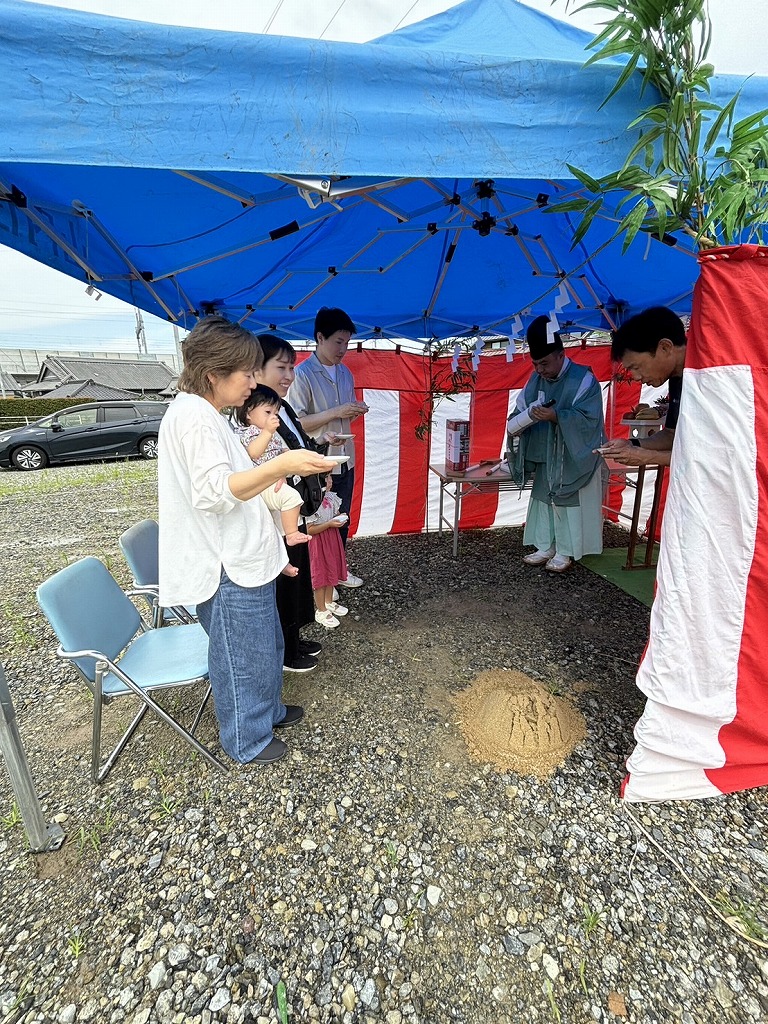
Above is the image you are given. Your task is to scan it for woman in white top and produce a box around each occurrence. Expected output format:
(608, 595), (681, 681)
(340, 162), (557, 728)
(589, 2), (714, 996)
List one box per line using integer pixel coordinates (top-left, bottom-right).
(158, 316), (333, 766)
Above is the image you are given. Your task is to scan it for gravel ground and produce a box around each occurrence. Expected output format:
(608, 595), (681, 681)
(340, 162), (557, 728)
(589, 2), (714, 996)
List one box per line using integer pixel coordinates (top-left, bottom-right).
(0, 460), (767, 1024)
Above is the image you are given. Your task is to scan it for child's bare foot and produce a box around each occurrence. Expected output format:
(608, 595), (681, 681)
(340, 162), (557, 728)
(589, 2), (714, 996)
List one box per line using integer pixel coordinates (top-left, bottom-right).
(285, 531), (311, 546)
(281, 564), (299, 577)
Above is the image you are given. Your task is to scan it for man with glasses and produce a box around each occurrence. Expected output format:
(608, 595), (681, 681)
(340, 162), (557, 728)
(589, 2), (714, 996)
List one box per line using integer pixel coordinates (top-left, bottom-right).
(511, 315), (606, 573)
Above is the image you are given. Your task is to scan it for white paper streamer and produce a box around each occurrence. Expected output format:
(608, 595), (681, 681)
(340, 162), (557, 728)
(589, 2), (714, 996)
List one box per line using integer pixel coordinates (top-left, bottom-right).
(451, 342), (461, 373)
(546, 283), (570, 345)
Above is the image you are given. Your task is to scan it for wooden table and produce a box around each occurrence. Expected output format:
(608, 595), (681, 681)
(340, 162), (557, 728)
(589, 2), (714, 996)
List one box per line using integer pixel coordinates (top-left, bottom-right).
(604, 459), (667, 570)
(430, 458), (666, 567)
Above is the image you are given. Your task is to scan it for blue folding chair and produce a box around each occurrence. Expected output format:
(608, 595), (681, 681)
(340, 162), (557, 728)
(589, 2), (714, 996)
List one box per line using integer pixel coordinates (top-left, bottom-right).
(36, 556), (225, 783)
(119, 519), (196, 627)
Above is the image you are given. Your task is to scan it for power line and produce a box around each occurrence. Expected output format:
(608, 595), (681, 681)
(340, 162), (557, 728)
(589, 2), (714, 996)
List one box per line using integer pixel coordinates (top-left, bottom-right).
(262, 0), (286, 34)
(393, 0), (422, 32)
(319, 0), (348, 39)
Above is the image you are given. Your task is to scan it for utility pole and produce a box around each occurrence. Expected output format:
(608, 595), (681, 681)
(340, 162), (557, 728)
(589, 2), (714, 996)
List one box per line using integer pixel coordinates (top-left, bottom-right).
(135, 307), (148, 356)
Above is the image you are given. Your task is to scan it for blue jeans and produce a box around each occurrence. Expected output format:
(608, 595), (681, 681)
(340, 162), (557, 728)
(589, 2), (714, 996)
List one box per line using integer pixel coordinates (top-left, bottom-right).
(330, 465), (355, 548)
(197, 571), (286, 763)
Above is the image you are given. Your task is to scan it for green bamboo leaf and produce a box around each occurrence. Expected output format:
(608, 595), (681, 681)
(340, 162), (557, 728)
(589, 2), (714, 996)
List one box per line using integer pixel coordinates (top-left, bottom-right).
(546, 197), (592, 214)
(570, 198), (604, 248)
(600, 51), (641, 106)
(564, 163), (603, 193)
(661, 127), (681, 176)
(621, 126), (664, 169)
(584, 19), (630, 53)
(618, 202), (649, 253)
(703, 94), (739, 152)
(583, 38), (637, 69)
(730, 126), (768, 158)
(627, 104), (668, 128)
(732, 108), (768, 134)
(649, 196), (670, 235)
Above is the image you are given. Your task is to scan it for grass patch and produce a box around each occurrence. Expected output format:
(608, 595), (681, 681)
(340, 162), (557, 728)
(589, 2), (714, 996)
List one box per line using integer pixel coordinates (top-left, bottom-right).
(0, 460), (156, 498)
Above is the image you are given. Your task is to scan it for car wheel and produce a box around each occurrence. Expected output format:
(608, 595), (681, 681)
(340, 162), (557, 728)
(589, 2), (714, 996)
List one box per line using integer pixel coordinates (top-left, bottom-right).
(11, 445), (48, 471)
(138, 435), (159, 459)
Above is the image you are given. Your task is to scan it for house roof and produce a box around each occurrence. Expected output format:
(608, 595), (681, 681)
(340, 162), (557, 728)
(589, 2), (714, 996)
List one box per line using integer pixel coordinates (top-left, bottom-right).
(0, 370), (22, 394)
(43, 380), (141, 400)
(37, 356), (175, 391)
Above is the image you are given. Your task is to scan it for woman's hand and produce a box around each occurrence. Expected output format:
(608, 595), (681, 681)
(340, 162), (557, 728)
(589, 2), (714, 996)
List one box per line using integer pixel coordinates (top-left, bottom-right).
(275, 449), (336, 477)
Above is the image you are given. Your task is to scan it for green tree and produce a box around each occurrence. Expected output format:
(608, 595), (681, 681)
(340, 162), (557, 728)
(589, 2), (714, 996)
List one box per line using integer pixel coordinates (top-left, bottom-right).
(550, 0), (768, 251)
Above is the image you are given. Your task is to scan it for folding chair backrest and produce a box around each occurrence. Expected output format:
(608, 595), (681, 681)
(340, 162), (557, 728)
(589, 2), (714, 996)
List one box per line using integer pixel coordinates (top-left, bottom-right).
(119, 519), (159, 587)
(36, 557), (142, 681)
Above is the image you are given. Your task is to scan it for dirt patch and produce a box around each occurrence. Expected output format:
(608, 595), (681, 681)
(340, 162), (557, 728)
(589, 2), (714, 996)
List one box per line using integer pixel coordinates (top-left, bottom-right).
(456, 668), (586, 778)
(32, 840), (81, 880)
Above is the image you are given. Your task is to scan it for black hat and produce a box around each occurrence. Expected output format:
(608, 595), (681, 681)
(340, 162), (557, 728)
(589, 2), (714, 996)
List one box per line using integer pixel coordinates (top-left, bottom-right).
(527, 315), (564, 361)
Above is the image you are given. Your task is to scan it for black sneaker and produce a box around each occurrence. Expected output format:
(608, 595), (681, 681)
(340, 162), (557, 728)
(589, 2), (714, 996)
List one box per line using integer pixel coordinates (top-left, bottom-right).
(283, 654), (317, 673)
(248, 737), (287, 764)
(298, 639), (322, 657)
(275, 705), (304, 729)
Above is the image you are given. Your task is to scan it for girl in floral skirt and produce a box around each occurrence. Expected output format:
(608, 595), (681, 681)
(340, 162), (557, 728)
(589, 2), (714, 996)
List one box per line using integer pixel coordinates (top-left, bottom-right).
(306, 473), (350, 628)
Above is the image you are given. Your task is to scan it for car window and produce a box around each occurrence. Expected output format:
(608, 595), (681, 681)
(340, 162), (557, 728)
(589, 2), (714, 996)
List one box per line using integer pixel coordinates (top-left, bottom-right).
(136, 403), (165, 417)
(101, 405), (137, 422)
(57, 409), (98, 427)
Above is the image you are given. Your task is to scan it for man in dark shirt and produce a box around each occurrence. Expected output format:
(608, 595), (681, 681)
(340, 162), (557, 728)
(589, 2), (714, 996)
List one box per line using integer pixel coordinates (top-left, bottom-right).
(600, 306), (686, 467)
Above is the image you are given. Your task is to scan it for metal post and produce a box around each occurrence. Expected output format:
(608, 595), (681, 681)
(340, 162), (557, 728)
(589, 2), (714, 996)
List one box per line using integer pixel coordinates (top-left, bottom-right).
(172, 324), (183, 374)
(0, 663), (65, 853)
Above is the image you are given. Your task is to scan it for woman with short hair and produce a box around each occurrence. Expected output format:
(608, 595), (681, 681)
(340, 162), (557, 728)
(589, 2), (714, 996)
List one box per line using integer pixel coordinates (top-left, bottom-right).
(158, 316), (333, 765)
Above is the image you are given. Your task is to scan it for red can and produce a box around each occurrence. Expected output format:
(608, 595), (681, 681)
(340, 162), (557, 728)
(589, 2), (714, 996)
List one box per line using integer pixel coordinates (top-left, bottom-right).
(445, 419), (471, 473)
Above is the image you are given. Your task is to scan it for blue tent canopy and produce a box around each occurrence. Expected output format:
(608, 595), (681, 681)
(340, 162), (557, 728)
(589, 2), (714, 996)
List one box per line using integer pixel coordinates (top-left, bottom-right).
(1, 0), (766, 341)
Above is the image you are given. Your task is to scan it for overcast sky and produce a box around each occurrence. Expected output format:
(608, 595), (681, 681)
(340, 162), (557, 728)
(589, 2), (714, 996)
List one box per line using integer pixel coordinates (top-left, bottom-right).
(2, 0), (766, 355)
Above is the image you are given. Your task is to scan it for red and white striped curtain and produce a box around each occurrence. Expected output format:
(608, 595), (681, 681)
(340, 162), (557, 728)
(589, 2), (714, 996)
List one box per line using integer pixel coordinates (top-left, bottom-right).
(297, 345), (642, 537)
(623, 245), (768, 802)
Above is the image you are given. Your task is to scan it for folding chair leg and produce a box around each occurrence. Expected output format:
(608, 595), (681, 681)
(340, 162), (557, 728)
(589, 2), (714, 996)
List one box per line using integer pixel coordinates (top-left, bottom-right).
(93, 702), (149, 784)
(135, 686), (228, 775)
(91, 686), (227, 783)
(190, 685), (212, 736)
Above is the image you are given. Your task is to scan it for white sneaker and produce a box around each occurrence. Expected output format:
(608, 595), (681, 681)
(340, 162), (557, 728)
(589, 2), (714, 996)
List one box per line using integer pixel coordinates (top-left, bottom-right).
(338, 572), (363, 588)
(315, 609), (340, 629)
(326, 601), (348, 616)
(522, 546), (555, 566)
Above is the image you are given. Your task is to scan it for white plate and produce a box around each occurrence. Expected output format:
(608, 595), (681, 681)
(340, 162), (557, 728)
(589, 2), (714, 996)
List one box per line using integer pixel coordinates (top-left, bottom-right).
(330, 433), (354, 441)
(325, 454), (350, 464)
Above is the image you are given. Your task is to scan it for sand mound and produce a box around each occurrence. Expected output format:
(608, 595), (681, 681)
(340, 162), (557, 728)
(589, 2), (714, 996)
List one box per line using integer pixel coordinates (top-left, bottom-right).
(456, 669), (586, 778)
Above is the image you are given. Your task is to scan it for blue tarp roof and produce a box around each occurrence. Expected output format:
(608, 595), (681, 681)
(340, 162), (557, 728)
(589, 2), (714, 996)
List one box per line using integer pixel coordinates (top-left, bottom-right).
(1, 0), (766, 340)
